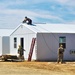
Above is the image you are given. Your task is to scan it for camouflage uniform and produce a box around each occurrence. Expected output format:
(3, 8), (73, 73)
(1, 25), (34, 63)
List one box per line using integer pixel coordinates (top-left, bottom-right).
(57, 45), (64, 63)
(23, 16), (32, 25)
(18, 45), (25, 61)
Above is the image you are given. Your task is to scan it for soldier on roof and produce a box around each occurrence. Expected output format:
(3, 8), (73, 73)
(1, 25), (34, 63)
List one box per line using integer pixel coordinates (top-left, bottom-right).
(22, 16), (32, 25)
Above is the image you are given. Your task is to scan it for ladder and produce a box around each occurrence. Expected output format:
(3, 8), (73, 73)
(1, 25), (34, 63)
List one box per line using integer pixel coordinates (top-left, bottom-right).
(28, 38), (36, 61)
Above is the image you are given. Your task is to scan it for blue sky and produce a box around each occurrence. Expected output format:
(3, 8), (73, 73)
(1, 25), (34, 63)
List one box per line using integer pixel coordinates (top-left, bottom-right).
(0, 0), (75, 28)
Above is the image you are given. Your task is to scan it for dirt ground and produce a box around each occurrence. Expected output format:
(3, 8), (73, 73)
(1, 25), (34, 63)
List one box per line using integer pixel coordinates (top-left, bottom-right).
(0, 61), (75, 75)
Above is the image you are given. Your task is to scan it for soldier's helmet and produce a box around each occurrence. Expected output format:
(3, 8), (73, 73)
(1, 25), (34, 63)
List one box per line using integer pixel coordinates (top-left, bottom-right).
(18, 45), (21, 47)
(25, 16), (27, 19)
(60, 45), (63, 47)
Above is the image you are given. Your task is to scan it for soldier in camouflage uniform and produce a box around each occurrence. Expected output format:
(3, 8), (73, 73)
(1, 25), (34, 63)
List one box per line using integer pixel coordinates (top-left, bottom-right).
(18, 45), (25, 61)
(22, 16), (32, 25)
(57, 45), (64, 63)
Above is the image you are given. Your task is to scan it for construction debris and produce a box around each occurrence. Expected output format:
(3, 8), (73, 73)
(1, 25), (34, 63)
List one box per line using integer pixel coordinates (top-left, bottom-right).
(0, 54), (24, 62)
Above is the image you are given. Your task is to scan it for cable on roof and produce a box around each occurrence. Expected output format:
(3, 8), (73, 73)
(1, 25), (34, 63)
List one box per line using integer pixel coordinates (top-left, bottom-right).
(38, 25), (59, 43)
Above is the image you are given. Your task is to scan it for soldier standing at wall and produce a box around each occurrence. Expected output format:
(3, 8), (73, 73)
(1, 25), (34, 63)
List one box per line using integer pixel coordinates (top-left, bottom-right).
(57, 45), (65, 63)
(18, 45), (25, 61)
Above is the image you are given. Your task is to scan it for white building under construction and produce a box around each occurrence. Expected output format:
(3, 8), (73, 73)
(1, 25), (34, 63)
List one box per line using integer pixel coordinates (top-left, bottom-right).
(9, 23), (75, 61)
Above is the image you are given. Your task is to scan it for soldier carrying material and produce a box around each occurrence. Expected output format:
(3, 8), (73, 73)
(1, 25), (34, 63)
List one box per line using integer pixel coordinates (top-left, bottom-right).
(22, 16), (32, 25)
(57, 45), (65, 63)
(18, 45), (25, 61)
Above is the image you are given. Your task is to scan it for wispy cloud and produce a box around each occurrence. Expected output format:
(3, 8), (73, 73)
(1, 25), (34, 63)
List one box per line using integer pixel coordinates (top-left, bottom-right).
(0, 0), (75, 28)
(0, 9), (64, 26)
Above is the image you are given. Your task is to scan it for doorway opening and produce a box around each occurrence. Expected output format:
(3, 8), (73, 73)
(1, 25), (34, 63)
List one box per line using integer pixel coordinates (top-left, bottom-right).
(20, 38), (24, 48)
